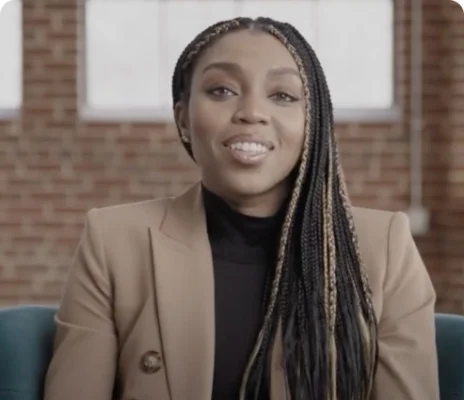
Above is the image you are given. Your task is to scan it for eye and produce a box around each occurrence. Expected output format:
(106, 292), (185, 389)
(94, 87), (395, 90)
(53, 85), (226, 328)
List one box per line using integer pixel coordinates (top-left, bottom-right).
(270, 92), (298, 103)
(207, 86), (236, 98)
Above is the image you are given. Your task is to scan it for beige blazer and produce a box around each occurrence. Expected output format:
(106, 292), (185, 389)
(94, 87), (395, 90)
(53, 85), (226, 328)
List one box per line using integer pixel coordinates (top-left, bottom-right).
(44, 182), (439, 400)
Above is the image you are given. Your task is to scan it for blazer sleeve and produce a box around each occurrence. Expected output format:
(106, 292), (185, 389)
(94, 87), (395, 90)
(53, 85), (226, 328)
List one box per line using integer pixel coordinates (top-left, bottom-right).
(372, 212), (439, 400)
(44, 209), (118, 400)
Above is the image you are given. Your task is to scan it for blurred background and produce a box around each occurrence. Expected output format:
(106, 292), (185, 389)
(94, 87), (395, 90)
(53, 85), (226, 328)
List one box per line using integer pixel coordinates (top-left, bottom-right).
(0, 0), (462, 312)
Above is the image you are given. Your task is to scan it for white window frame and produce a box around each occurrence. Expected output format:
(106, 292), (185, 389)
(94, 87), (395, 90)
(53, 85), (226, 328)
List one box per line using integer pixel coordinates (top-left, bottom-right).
(78, 0), (401, 124)
(0, 0), (23, 120)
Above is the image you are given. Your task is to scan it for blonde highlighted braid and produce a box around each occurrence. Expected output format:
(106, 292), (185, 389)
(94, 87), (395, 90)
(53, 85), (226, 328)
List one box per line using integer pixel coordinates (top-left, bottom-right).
(172, 17), (378, 400)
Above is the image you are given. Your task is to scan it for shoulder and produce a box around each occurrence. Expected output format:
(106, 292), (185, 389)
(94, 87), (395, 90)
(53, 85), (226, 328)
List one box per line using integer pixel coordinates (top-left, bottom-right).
(77, 197), (176, 294)
(85, 182), (202, 233)
(86, 197), (172, 232)
(351, 207), (417, 314)
(351, 206), (410, 257)
(351, 206), (408, 234)
(80, 197), (175, 271)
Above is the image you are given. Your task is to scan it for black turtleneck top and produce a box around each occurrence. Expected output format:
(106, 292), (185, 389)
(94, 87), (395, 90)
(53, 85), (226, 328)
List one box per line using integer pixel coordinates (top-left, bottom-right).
(202, 187), (285, 400)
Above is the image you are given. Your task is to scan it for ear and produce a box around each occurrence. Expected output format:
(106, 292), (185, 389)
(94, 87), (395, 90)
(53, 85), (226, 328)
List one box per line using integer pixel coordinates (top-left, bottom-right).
(174, 101), (190, 140)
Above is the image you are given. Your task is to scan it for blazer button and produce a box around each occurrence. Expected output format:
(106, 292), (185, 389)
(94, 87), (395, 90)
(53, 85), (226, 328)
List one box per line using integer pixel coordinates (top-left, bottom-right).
(141, 350), (162, 374)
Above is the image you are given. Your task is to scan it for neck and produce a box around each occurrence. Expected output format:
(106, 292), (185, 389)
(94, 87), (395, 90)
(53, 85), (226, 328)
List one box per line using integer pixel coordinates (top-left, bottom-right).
(202, 182), (290, 218)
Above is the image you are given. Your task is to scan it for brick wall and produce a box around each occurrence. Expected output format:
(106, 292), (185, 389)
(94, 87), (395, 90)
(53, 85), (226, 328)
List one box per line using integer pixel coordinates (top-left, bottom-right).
(0, 0), (463, 311)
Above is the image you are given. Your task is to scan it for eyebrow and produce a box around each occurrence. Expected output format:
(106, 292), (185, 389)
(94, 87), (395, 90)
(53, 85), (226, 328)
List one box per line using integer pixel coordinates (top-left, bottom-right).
(202, 62), (300, 79)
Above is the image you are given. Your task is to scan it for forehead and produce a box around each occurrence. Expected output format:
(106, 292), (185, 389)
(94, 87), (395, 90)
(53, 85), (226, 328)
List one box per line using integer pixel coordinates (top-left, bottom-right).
(194, 29), (299, 72)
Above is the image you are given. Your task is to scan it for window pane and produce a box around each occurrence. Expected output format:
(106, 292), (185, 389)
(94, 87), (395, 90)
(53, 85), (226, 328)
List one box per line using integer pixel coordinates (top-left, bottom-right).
(315, 0), (394, 109)
(85, 0), (161, 109)
(0, 0), (22, 110)
(83, 0), (394, 117)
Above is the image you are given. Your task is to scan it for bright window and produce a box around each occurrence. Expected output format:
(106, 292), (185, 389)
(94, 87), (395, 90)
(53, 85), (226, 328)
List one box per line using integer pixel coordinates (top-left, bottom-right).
(82, 0), (395, 122)
(0, 0), (22, 114)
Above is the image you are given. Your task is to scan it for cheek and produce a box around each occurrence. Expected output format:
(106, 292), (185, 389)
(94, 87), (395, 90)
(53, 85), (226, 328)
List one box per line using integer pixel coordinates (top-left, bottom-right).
(278, 110), (306, 152)
(188, 96), (229, 146)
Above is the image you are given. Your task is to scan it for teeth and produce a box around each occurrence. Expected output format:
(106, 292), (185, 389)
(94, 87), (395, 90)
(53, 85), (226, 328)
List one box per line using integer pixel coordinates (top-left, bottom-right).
(229, 142), (269, 153)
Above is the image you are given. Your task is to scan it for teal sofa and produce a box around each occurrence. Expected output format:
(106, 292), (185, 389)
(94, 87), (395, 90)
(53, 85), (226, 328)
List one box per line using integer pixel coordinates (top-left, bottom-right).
(435, 313), (464, 399)
(0, 306), (462, 399)
(0, 306), (56, 400)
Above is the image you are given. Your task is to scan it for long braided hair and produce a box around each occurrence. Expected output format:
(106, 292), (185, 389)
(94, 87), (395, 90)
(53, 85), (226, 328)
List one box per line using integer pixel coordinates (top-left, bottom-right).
(171, 17), (379, 400)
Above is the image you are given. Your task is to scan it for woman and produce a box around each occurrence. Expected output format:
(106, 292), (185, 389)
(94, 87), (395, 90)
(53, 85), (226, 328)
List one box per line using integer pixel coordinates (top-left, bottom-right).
(44, 17), (439, 400)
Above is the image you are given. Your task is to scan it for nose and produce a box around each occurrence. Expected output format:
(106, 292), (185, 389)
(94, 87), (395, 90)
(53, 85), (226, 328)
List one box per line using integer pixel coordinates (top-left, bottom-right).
(232, 93), (270, 125)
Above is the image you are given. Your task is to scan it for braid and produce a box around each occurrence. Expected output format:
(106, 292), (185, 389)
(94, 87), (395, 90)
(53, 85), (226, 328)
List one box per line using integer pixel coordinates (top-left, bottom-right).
(171, 16), (379, 400)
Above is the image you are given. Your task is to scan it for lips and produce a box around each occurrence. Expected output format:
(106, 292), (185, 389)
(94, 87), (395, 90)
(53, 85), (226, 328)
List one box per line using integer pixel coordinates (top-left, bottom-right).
(229, 141), (269, 154)
(222, 134), (274, 165)
(223, 134), (275, 151)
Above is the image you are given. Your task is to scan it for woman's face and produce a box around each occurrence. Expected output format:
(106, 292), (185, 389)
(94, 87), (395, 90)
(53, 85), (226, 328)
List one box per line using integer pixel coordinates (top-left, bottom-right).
(175, 29), (306, 215)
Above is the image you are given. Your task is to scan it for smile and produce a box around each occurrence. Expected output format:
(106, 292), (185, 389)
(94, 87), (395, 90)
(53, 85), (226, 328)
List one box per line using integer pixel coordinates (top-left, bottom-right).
(223, 140), (273, 165)
(229, 141), (270, 154)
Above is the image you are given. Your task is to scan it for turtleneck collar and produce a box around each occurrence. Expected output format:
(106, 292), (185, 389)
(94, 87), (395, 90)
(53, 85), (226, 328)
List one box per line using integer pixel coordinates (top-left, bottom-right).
(202, 185), (287, 265)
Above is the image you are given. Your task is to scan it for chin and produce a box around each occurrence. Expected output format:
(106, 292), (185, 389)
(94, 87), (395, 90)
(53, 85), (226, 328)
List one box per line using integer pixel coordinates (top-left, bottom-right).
(220, 174), (283, 198)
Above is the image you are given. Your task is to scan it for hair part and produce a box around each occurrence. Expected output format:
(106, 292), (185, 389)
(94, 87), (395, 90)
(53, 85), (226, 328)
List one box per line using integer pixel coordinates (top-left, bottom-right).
(171, 17), (379, 400)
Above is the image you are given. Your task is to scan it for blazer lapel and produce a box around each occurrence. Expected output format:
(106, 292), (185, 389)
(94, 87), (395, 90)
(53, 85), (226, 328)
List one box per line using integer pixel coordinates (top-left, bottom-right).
(148, 182), (289, 400)
(149, 183), (215, 400)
